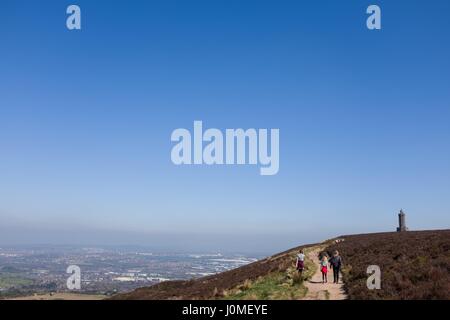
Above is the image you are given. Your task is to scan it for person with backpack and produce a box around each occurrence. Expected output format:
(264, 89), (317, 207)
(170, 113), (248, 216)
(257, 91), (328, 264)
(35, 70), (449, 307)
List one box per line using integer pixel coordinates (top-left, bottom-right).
(296, 250), (305, 275)
(329, 250), (343, 284)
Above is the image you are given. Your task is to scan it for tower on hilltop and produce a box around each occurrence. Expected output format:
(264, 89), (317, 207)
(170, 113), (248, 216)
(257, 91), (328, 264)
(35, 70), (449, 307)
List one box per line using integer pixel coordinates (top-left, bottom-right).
(396, 209), (408, 232)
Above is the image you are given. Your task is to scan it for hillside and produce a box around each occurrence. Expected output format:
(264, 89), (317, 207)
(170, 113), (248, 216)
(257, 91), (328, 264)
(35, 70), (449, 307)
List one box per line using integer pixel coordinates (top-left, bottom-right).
(111, 242), (319, 300)
(325, 230), (450, 299)
(112, 230), (450, 300)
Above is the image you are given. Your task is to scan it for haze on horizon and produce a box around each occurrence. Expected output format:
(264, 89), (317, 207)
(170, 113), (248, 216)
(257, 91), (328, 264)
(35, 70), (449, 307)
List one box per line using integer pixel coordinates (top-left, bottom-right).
(1, 1), (449, 253)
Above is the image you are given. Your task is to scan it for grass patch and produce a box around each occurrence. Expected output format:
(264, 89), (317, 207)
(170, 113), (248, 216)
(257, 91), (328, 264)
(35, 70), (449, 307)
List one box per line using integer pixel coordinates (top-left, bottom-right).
(223, 272), (307, 300)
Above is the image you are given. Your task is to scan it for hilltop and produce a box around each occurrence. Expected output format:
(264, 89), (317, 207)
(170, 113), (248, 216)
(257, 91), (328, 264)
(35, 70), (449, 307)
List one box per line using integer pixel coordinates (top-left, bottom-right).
(111, 230), (450, 300)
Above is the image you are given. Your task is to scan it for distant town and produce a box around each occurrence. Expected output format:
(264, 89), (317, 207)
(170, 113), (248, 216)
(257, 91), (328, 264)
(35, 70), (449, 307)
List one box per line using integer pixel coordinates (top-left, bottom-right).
(0, 246), (262, 298)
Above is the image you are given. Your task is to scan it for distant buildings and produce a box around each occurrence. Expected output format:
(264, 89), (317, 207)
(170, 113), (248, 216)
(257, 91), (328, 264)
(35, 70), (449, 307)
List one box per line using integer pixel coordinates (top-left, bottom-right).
(396, 209), (408, 232)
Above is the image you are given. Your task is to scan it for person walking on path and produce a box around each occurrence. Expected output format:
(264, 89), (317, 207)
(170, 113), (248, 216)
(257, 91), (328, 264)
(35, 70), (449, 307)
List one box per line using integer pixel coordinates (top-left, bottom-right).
(296, 250), (305, 276)
(329, 250), (343, 284)
(320, 254), (328, 283)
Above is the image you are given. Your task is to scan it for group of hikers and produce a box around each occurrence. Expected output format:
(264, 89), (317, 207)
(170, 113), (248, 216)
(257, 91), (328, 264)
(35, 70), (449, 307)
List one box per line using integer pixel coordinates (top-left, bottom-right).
(295, 249), (343, 284)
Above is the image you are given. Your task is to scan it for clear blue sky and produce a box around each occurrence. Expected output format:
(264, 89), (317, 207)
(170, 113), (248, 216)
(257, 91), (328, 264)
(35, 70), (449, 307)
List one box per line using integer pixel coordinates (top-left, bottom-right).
(0, 0), (449, 253)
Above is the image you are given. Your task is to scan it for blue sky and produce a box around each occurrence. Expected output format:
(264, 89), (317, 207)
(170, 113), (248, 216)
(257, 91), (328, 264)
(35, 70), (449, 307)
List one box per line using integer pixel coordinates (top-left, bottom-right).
(0, 0), (449, 253)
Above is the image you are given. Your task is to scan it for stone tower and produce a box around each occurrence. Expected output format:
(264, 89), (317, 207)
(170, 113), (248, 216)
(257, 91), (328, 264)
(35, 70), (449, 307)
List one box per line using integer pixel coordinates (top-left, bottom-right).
(396, 209), (408, 232)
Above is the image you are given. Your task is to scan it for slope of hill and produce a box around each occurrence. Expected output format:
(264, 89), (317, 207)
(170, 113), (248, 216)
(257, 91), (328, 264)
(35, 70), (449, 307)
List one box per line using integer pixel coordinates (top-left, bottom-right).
(111, 242), (319, 300)
(325, 230), (450, 300)
(112, 230), (450, 300)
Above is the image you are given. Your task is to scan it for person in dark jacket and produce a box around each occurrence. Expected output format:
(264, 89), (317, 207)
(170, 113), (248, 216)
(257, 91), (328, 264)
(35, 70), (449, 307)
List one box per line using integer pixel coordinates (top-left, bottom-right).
(329, 250), (343, 284)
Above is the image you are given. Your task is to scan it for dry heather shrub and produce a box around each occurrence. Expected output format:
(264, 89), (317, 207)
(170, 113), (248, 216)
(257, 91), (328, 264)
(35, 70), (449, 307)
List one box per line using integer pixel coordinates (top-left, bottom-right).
(239, 279), (253, 290)
(291, 271), (303, 285)
(285, 266), (295, 276)
(277, 258), (292, 271)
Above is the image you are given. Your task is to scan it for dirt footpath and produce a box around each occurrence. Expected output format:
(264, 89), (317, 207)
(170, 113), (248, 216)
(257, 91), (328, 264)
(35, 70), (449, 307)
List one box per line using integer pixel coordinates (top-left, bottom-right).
(303, 246), (346, 300)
